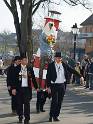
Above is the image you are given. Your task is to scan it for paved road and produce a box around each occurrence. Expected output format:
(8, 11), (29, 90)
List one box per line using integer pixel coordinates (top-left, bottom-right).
(0, 76), (93, 124)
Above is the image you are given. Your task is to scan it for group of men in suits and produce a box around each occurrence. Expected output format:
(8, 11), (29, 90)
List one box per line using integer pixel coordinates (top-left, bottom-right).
(7, 56), (38, 124)
(7, 52), (81, 124)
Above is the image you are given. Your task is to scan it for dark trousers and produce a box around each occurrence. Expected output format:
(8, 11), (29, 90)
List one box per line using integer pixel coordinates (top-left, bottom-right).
(85, 74), (89, 88)
(17, 87), (31, 121)
(8, 89), (17, 112)
(11, 95), (17, 111)
(50, 83), (65, 118)
(75, 76), (80, 85)
(36, 90), (46, 112)
(89, 75), (93, 90)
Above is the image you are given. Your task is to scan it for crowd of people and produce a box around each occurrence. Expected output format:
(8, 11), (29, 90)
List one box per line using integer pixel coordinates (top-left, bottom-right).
(5, 52), (93, 124)
(73, 54), (93, 90)
(6, 55), (52, 124)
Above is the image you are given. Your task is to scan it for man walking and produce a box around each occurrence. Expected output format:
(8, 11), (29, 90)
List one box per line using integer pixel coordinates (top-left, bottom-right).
(11, 56), (38, 124)
(46, 52), (80, 122)
(7, 56), (21, 114)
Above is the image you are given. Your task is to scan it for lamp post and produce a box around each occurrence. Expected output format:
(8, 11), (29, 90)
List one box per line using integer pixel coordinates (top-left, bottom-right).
(72, 23), (78, 61)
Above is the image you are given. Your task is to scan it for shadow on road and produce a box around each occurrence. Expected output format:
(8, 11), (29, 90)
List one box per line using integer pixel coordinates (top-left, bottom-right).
(30, 120), (49, 124)
(63, 88), (93, 116)
(0, 111), (38, 119)
(0, 113), (16, 118)
(6, 120), (49, 124)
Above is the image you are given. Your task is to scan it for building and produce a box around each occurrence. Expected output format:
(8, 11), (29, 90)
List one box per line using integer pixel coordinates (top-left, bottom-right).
(79, 14), (93, 56)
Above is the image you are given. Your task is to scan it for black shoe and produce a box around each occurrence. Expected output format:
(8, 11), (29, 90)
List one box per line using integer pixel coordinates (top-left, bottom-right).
(18, 119), (22, 123)
(49, 117), (52, 122)
(18, 116), (23, 123)
(36, 110), (40, 113)
(53, 117), (60, 121)
(12, 110), (17, 115)
(24, 120), (30, 124)
(40, 110), (45, 112)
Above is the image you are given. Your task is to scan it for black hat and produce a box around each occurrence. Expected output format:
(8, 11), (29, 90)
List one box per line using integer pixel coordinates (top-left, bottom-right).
(55, 52), (61, 57)
(14, 56), (21, 61)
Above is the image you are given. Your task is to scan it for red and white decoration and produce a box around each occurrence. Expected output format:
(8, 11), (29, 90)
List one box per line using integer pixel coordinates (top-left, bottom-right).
(43, 15), (61, 47)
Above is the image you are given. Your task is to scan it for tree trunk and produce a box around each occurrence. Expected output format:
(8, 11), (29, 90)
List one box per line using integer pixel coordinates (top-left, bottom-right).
(26, 1), (33, 65)
(20, 0), (33, 59)
(13, 15), (21, 54)
(20, 10), (27, 57)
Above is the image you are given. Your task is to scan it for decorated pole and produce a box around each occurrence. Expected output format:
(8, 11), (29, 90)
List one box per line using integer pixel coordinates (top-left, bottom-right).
(38, 10), (61, 88)
(43, 10), (61, 60)
(33, 10), (61, 89)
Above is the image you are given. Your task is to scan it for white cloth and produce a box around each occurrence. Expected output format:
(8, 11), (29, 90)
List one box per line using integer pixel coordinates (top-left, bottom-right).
(14, 64), (17, 67)
(33, 67), (39, 78)
(51, 62), (66, 84)
(43, 69), (47, 79)
(21, 65), (28, 87)
(0, 59), (3, 68)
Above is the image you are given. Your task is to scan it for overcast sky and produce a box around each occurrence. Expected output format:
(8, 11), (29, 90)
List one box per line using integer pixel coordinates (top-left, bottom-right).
(0, 0), (93, 33)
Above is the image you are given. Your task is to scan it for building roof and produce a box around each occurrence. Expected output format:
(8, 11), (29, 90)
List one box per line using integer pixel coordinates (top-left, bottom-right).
(80, 14), (93, 26)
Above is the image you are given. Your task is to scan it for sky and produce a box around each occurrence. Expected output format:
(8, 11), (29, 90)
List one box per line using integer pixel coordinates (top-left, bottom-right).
(0, 0), (93, 33)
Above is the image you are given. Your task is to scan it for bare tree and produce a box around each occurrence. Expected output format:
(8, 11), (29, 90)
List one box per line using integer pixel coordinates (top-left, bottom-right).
(0, 31), (11, 57)
(0, 31), (19, 57)
(3, 0), (91, 64)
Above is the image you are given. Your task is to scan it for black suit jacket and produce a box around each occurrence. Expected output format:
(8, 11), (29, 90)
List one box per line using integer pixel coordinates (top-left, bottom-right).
(46, 61), (80, 87)
(6, 64), (17, 95)
(10, 64), (38, 90)
(7, 64), (15, 87)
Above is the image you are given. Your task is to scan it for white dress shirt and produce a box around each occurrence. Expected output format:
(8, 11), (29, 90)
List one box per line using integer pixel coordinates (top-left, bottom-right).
(21, 65), (28, 87)
(51, 62), (66, 84)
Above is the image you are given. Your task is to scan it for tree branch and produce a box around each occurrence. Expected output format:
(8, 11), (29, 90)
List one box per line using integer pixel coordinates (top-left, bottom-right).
(3, 0), (13, 13)
(33, 0), (48, 7)
(32, 3), (41, 15)
(63, 0), (92, 11)
(63, 0), (77, 6)
(32, 0), (48, 15)
(17, 0), (23, 10)
(32, 0), (36, 4)
(9, 0), (21, 46)
(10, 0), (17, 10)
(78, 0), (92, 12)
(50, 1), (60, 5)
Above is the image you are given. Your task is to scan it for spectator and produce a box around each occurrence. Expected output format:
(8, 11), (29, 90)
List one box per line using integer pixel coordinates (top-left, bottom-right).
(75, 62), (81, 85)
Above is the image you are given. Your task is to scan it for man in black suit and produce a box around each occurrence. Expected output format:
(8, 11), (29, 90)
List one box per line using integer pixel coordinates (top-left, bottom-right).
(7, 56), (21, 114)
(11, 56), (38, 124)
(46, 52), (81, 122)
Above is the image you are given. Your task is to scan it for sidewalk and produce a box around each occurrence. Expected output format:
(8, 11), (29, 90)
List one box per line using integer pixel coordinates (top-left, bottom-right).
(70, 84), (93, 96)
(0, 83), (93, 124)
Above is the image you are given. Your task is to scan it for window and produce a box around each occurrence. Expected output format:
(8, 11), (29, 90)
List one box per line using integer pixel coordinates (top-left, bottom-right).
(88, 40), (92, 47)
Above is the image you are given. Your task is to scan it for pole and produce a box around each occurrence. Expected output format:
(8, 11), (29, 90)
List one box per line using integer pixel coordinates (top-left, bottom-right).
(73, 34), (76, 60)
(73, 40), (76, 60)
(48, 0), (50, 16)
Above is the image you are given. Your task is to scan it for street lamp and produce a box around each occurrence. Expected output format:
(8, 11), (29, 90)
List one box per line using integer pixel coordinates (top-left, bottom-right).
(72, 23), (78, 61)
